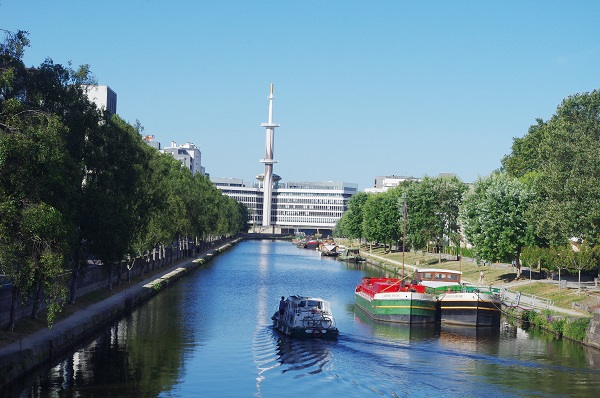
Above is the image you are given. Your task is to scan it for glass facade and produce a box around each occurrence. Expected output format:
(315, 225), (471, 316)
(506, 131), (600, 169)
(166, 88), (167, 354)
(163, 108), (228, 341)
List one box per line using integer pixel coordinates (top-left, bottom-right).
(211, 178), (357, 233)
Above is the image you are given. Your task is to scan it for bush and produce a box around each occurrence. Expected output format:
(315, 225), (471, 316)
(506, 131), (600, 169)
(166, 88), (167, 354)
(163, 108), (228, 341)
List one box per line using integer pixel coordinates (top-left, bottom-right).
(563, 318), (591, 342)
(521, 309), (535, 323)
(521, 309), (590, 342)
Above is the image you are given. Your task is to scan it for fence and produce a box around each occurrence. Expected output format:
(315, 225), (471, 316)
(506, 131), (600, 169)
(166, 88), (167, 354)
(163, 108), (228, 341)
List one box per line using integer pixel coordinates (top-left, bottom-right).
(500, 288), (554, 311)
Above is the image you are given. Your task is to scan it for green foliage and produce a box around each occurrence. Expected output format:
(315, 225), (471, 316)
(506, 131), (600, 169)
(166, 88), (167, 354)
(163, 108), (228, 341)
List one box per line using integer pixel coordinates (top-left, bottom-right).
(400, 175), (467, 252)
(460, 247), (476, 259)
(460, 172), (535, 263)
(1, 28), (248, 328)
(520, 309), (590, 342)
(563, 318), (591, 342)
(336, 192), (368, 240)
(521, 309), (535, 323)
(564, 241), (597, 276)
(505, 90), (600, 246)
(502, 119), (546, 179)
(362, 190), (400, 248)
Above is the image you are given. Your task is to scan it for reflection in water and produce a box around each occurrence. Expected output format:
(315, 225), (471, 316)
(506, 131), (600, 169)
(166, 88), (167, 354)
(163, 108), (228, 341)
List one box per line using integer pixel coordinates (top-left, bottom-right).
(353, 304), (438, 342)
(274, 331), (333, 374)
(8, 286), (188, 397)
(439, 322), (502, 353)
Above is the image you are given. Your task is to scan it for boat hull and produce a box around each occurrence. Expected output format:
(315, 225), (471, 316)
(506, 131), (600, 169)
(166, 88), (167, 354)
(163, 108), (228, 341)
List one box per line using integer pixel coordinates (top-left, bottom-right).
(438, 292), (501, 326)
(271, 313), (339, 339)
(354, 291), (438, 324)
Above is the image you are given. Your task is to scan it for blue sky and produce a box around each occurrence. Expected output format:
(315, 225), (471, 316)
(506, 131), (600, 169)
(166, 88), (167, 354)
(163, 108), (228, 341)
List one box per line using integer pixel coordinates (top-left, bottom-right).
(3, 1), (600, 190)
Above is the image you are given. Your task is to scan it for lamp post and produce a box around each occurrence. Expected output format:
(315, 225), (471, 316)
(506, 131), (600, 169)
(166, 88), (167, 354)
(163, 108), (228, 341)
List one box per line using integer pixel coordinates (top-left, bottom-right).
(402, 193), (407, 279)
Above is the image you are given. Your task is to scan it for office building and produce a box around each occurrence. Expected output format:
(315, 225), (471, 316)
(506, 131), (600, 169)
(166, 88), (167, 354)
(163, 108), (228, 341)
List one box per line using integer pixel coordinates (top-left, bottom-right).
(365, 175), (420, 193)
(161, 141), (204, 175)
(212, 177), (357, 236)
(81, 85), (117, 115)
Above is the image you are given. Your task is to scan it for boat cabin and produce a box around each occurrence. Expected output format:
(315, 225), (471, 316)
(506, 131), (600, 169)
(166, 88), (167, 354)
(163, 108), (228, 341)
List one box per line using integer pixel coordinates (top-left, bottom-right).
(284, 295), (333, 316)
(414, 268), (462, 289)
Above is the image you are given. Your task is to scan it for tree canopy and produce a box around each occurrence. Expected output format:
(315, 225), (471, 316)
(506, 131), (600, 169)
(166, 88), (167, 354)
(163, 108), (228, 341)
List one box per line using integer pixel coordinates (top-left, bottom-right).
(460, 172), (535, 274)
(0, 29), (248, 330)
(503, 90), (600, 246)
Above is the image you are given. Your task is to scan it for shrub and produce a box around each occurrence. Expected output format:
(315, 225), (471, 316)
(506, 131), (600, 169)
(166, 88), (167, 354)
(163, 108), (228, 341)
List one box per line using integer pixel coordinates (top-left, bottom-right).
(521, 309), (535, 323)
(563, 318), (591, 342)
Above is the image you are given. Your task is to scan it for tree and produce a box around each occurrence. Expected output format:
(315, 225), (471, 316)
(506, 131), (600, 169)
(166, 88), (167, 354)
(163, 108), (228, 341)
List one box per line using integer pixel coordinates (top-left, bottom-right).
(502, 119), (547, 179)
(564, 242), (598, 294)
(344, 192), (369, 243)
(362, 192), (398, 251)
(503, 90), (600, 247)
(81, 115), (152, 289)
(460, 172), (535, 277)
(1, 38), (76, 328)
(2, 29), (102, 305)
(399, 176), (467, 261)
(0, 199), (67, 330)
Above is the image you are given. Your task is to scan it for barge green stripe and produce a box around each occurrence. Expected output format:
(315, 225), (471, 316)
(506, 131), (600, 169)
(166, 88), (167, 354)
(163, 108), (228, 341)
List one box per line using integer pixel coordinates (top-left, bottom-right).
(375, 305), (436, 311)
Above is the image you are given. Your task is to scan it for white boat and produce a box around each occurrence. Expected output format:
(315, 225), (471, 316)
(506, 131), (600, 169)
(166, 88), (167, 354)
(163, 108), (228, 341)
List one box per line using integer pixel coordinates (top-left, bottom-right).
(271, 295), (339, 339)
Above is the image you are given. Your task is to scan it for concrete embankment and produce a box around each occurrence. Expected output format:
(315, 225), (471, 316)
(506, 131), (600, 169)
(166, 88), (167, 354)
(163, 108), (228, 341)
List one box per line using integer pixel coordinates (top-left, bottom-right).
(0, 239), (239, 387)
(584, 312), (600, 350)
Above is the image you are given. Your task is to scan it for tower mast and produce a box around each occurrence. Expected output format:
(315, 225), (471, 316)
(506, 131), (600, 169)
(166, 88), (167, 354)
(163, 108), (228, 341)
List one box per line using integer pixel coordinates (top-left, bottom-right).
(260, 84), (280, 227)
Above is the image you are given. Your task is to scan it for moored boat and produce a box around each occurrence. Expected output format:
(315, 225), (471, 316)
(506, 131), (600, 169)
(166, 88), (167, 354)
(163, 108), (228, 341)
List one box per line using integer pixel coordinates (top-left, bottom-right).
(354, 277), (438, 324)
(272, 295), (339, 339)
(319, 244), (339, 257)
(415, 268), (502, 327)
(338, 247), (365, 263)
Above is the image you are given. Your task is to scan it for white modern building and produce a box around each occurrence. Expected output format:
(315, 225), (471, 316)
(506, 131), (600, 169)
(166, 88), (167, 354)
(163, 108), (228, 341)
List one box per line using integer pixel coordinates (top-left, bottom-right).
(365, 175), (421, 193)
(212, 177), (357, 236)
(161, 141), (205, 175)
(81, 85), (117, 115)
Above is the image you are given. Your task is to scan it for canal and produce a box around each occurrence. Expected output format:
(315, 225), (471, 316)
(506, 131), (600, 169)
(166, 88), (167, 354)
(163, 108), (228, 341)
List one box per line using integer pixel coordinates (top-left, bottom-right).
(7, 240), (600, 397)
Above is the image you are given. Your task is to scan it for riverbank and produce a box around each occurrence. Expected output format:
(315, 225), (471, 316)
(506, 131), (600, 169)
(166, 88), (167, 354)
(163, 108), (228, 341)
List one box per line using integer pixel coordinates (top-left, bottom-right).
(355, 245), (600, 350)
(355, 246), (600, 316)
(0, 239), (240, 387)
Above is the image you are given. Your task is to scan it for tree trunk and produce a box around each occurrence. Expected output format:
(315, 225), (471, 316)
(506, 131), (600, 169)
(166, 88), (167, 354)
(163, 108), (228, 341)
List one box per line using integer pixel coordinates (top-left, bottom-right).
(30, 278), (43, 320)
(108, 262), (114, 290)
(69, 267), (80, 305)
(8, 285), (20, 332)
(116, 261), (122, 285)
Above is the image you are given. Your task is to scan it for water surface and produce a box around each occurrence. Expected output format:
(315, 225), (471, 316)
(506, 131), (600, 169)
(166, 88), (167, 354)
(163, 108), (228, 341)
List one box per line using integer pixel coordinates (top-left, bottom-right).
(7, 240), (600, 397)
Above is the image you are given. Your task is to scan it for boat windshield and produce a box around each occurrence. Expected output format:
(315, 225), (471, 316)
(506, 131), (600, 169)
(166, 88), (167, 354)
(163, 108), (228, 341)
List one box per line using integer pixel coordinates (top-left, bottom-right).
(296, 299), (331, 314)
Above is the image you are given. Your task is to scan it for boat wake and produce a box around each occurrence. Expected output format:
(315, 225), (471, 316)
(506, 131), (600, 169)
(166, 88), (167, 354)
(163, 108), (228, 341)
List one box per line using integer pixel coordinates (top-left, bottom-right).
(253, 325), (334, 379)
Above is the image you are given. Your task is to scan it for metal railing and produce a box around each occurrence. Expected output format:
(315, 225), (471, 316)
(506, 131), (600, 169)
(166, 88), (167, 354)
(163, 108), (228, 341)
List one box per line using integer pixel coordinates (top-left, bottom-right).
(500, 288), (554, 311)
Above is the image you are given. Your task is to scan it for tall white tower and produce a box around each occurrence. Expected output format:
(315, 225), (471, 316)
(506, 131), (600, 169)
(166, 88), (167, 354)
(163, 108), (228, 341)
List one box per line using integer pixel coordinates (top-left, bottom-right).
(260, 84), (280, 227)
